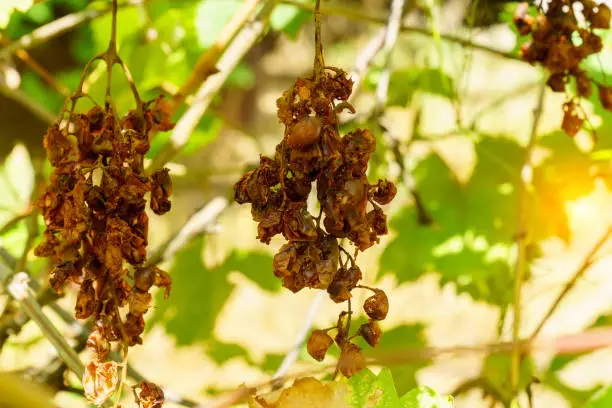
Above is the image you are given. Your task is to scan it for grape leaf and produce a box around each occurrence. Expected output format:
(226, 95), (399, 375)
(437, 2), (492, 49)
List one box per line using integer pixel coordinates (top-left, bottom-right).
(399, 386), (454, 408)
(149, 236), (233, 345)
(387, 67), (455, 107)
(585, 385), (612, 408)
(150, 237), (279, 345)
(346, 368), (453, 408)
(207, 340), (253, 365)
(271, 3), (311, 39)
(217, 251), (280, 292)
(195, 0), (242, 48)
(381, 137), (573, 304)
(380, 152), (463, 283)
(0, 0), (34, 29)
(367, 324), (428, 396)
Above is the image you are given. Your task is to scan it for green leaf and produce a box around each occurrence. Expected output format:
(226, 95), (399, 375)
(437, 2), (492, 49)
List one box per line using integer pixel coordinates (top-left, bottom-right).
(150, 238), (278, 345)
(0, 0), (34, 29)
(217, 251), (280, 292)
(381, 137), (553, 304)
(24, 2), (52, 24)
(346, 369), (453, 408)
(20, 72), (63, 115)
(347, 369), (379, 407)
(207, 340), (252, 364)
(380, 152), (464, 284)
(0, 144), (34, 257)
(2, 144), (34, 212)
(227, 62), (256, 90)
(376, 368), (401, 406)
(91, 7), (143, 52)
(368, 324), (428, 395)
(388, 67), (455, 106)
(400, 386), (454, 408)
(149, 236), (233, 345)
(147, 113), (222, 160)
(195, 0), (242, 48)
(585, 385), (612, 407)
(270, 3), (311, 39)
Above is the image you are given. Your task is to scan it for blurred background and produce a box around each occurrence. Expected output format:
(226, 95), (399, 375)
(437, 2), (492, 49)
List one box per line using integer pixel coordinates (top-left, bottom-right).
(2, 0), (612, 407)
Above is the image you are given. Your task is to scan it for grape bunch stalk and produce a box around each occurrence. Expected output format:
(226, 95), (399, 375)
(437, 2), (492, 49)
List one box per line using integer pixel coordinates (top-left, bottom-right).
(514, 0), (611, 137)
(34, 0), (173, 406)
(234, 0), (396, 378)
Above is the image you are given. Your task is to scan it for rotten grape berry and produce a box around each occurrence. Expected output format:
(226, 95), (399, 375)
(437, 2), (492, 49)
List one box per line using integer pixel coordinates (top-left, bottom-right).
(363, 289), (389, 321)
(359, 321), (382, 347)
(234, 8), (396, 378)
(307, 330), (334, 362)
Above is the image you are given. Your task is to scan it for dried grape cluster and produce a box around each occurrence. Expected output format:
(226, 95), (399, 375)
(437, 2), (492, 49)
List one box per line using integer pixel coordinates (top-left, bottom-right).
(234, 65), (395, 376)
(514, 0), (611, 136)
(36, 97), (173, 406)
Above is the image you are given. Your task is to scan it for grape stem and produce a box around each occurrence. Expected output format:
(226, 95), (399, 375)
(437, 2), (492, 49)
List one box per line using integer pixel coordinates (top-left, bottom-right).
(313, 0), (325, 79)
(510, 81), (546, 394)
(339, 245), (355, 267)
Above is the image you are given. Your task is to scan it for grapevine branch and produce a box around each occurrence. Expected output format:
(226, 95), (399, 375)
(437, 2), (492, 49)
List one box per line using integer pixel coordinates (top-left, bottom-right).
(199, 326), (612, 408)
(0, 0), (143, 58)
(529, 227), (612, 341)
(278, 0), (521, 61)
(0, 83), (56, 123)
(0, 261), (88, 397)
(348, 28), (386, 98)
(368, 0), (433, 226)
(16, 157), (45, 273)
(171, 0), (262, 111)
(272, 291), (326, 386)
(0, 36), (70, 97)
(375, 0), (405, 108)
(146, 196), (230, 266)
(511, 81), (546, 393)
(146, 0), (276, 171)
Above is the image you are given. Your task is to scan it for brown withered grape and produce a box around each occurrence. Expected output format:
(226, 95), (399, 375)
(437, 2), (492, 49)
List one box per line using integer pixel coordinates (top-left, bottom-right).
(338, 343), (366, 378)
(359, 321), (382, 347)
(37, 96), (174, 403)
(513, 0), (610, 136)
(307, 329), (334, 362)
(363, 289), (389, 321)
(134, 382), (165, 408)
(234, 13), (396, 378)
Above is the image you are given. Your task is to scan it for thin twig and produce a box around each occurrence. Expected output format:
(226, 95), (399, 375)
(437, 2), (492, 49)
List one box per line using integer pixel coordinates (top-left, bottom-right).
(510, 82), (546, 392)
(146, 0), (277, 171)
(16, 157), (45, 272)
(529, 227), (612, 341)
(15, 49), (70, 97)
(0, 265), (83, 379)
(0, 83), (56, 123)
(0, 0), (143, 58)
(375, 0), (405, 108)
(146, 197), (229, 266)
(279, 0), (521, 61)
(0, 38), (72, 97)
(369, 326), (612, 366)
(370, 0), (433, 225)
(0, 211), (33, 237)
(313, 0), (324, 77)
(198, 325), (612, 408)
(348, 28), (386, 97)
(171, 0), (262, 110)
(272, 291), (326, 386)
